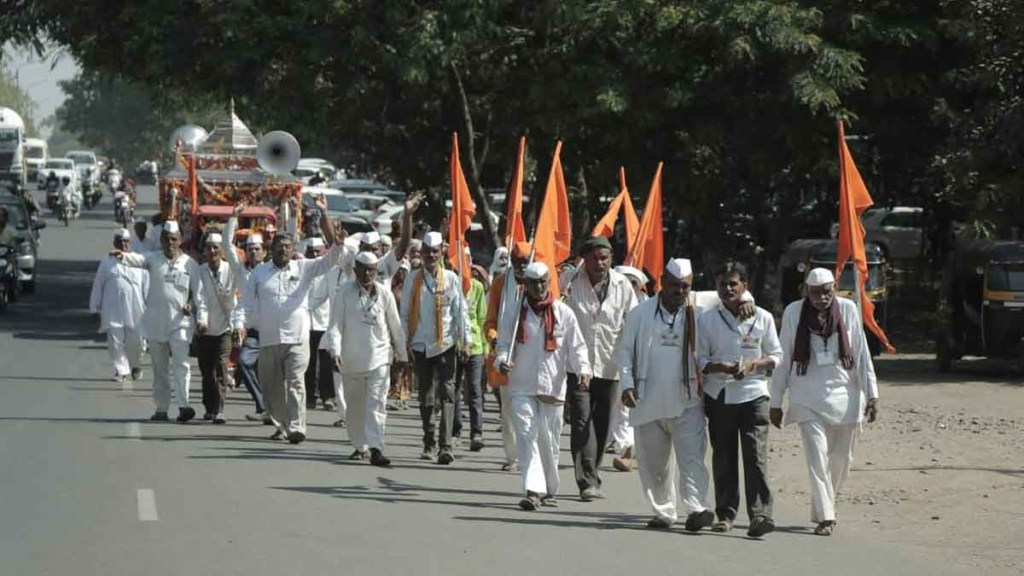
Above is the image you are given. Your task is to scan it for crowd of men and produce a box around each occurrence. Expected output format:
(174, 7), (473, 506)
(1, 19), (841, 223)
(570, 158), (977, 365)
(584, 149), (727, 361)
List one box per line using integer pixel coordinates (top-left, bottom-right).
(89, 196), (879, 538)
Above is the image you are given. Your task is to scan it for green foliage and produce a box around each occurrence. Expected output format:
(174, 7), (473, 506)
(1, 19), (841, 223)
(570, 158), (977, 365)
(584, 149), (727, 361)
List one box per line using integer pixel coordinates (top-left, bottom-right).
(0, 56), (40, 137)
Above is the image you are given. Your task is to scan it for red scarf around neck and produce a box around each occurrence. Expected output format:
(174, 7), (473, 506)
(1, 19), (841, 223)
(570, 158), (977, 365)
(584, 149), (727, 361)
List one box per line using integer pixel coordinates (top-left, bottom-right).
(519, 292), (557, 352)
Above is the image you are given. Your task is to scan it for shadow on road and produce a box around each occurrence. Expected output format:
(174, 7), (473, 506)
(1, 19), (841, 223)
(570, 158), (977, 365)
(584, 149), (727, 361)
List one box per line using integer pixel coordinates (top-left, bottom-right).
(0, 258), (101, 343)
(874, 357), (1024, 386)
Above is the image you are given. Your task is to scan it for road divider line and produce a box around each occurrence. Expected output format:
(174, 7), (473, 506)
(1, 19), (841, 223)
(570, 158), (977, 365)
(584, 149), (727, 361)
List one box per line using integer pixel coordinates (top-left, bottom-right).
(126, 422), (141, 440)
(137, 489), (158, 522)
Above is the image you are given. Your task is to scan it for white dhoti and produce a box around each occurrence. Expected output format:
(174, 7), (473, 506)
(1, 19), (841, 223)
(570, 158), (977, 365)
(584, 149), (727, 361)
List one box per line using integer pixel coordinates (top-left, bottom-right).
(610, 393), (634, 449)
(511, 395), (563, 497)
(259, 343), (311, 435)
(634, 403), (711, 523)
(342, 365), (390, 451)
(332, 371), (348, 417)
(150, 335), (191, 412)
(107, 326), (143, 378)
(799, 420), (859, 523)
(498, 386), (517, 466)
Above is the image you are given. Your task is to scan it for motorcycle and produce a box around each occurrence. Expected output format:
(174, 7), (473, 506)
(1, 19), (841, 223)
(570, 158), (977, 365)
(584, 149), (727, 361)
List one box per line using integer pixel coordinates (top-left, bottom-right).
(114, 194), (134, 229)
(0, 244), (20, 311)
(82, 180), (102, 210)
(45, 180), (60, 211)
(107, 169), (123, 194)
(59, 195), (73, 226)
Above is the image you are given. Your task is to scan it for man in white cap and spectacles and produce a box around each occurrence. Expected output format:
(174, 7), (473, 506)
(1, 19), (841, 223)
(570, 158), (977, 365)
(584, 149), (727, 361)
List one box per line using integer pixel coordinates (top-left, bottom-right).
(496, 261), (591, 510)
(324, 250), (407, 467)
(770, 267), (879, 536)
(401, 230), (472, 464)
(113, 220), (206, 423)
(304, 236), (338, 411)
(90, 229), (149, 383)
(196, 230), (237, 424)
(234, 194), (340, 444)
(617, 257), (717, 531)
(223, 205), (271, 423)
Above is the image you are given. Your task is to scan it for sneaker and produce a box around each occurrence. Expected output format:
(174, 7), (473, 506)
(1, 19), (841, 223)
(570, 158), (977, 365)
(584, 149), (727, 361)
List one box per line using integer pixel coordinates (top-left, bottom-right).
(176, 407), (196, 423)
(150, 411), (169, 422)
(684, 510), (715, 532)
(287, 431), (306, 444)
(519, 492), (541, 511)
(270, 430), (285, 441)
(420, 448), (436, 461)
(323, 399), (336, 411)
(469, 436), (485, 452)
(131, 368), (143, 381)
(580, 487), (602, 502)
(747, 516), (775, 538)
(369, 448), (391, 468)
(212, 414), (227, 425)
(332, 419), (346, 428)
(437, 449), (455, 465)
(202, 413), (214, 421)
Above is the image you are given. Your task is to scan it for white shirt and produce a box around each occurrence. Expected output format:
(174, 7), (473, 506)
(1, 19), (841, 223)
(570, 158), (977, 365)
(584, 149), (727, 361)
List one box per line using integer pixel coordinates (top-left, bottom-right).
(235, 245), (343, 346)
(770, 297), (879, 425)
(564, 269), (638, 380)
(222, 217), (259, 329)
(400, 267), (472, 358)
(89, 256), (149, 333)
(323, 279), (407, 374)
(120, 251), (206, 342)
(199, 259), (237, 336)
(698, 304), (783, 404)
(307, 272), (332, 332)
(495, 299), (591, 401)
(131, 230), (159, 254)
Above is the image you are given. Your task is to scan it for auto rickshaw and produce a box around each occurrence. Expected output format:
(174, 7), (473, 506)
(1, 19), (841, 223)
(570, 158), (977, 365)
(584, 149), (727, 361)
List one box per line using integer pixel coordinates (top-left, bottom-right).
(778, 239), (889, 356)
(935, 240), (1024, 372)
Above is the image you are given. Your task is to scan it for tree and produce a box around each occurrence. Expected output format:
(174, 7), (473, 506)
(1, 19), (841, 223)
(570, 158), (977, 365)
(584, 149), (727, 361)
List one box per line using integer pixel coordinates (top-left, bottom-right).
(0, 55), (39, 137)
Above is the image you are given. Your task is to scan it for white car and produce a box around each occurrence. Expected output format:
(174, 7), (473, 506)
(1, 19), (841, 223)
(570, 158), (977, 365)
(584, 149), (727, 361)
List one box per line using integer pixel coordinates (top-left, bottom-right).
(372, 204), (406, 235)
(37, 158), (79, 191)
(66, 150), (100, 185)
(444, 199), (500, 232)
(345, 193), (396, 222)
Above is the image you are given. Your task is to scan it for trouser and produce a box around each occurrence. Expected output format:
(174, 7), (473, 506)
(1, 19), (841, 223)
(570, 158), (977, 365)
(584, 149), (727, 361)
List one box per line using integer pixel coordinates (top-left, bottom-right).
(453, 353), (485, 439)
(106, 326), (142, 377)
(236, 333), (265, 413)
(498, 385), (517, 465)
(150, 336), (191, 412)
(610, 391), (634, 449)
(799, 420), (859, 523)
(332, 371), (349, 418)
(258, 343), (311, 435)
(304, 331), (335, 404)
(197, 332), (232, 415)
(414, 348), (457, 451)
(342, 365), (391, 451)
(705, 392), (773, 522)
(634, 404), (712, 524)
(567, 374), (618, 491)
(511, 395), (563, 497)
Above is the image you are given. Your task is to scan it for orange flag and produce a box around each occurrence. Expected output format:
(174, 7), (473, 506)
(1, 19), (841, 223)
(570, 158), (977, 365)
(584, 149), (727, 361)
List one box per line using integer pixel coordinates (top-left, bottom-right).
(533, 141), (572, 298)
(626, 162), (665, 291)
(447, 132), (476, 293)
(505, 136), (527, 247)
(836, 121), (895, 353)
(592, 168), (641, 254)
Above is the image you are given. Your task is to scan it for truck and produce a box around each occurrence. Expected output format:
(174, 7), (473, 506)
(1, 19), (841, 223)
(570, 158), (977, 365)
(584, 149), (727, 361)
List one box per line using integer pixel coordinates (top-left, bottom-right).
(0, 107), (27, 187)
(23, 138), (48, 182)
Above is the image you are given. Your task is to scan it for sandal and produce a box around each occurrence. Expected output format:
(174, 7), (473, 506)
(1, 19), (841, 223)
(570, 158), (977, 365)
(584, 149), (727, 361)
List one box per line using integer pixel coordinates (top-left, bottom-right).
(814, 520), (836, 536)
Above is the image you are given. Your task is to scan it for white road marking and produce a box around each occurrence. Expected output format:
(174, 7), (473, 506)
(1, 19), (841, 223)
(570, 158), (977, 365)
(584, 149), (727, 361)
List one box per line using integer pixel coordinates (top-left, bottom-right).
(125, 422), (141, 440)
(137, 489), (158, 522)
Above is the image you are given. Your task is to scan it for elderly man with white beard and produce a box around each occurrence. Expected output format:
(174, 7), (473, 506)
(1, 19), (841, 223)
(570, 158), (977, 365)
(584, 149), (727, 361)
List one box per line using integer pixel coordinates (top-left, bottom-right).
(90, 229), (149, 383)
(770, 267), (879, 536)
(617, 258), (718, 532)
(496, 262), (591, 511)
(324, 251), (407, 467)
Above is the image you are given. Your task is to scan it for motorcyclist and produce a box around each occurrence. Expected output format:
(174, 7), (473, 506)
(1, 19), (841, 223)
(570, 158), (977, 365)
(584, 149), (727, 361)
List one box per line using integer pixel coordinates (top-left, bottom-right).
(17, 186), (40, 221)
(45, 171), (60, 193)
(58, 176), (81, 217)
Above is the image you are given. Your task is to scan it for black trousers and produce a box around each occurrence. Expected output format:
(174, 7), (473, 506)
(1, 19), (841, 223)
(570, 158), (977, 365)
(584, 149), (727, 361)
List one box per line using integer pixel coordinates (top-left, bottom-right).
(704, 391), (773, 522)
(568, 374), (617, 491)
(197, 332), (232, 415)
(414, 348), (457, 451)
(304, 331), (335, 404)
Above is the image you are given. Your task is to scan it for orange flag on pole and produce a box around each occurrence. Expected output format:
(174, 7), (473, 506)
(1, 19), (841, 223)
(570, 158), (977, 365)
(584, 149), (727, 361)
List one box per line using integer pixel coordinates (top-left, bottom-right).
(836, 121), (895, 353)
(448, 132), (476, 293)
(505, 136), (527, 247)
(591, 167), (640, 254)
(533, 141), (572, 298)
(626, 162), (665, 291)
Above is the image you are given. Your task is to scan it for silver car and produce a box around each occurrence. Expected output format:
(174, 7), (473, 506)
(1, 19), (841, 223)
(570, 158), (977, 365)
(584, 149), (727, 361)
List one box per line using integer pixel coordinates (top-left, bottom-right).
(862, 207), (924, 260)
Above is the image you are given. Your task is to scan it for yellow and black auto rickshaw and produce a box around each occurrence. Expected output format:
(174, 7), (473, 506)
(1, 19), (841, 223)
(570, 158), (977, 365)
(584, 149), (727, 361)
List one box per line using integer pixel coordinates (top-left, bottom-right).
(936, 240), (1024, 372)
(778, 239), (889, 356)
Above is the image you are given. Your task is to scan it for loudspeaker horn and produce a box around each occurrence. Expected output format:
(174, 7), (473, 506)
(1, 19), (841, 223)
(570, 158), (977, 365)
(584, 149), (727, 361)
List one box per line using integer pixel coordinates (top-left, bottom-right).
(256, 131), (301, 175)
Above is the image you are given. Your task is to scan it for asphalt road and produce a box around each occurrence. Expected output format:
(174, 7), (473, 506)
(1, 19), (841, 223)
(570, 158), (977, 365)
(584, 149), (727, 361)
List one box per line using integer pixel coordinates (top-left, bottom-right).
(0, 186), (964, 576)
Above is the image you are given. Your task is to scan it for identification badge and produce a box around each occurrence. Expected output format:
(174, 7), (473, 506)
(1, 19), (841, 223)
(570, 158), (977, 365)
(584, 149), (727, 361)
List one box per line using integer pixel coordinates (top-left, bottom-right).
(361, 312), (378, 325)
(659, 328), (682, 348)
(740, 335), (760, 349)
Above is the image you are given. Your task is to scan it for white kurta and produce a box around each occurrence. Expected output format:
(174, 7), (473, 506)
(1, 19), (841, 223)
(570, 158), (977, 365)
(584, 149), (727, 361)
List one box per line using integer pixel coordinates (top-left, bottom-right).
(198, 260), (237, 336)
(89, 256), (148, 333)
(563, 269), (638, 380)
(120, 251), (206, 342)
(324, 279), (408, 373)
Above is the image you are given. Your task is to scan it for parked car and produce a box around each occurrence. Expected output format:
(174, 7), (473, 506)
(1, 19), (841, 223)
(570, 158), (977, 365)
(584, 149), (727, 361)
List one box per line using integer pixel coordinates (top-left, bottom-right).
(300, 187), (373, 236)
(831, 207), (923, 260)
(326, 178), (390, 195)
(344, 193), (396, 222)
(0, 192), (44, 293)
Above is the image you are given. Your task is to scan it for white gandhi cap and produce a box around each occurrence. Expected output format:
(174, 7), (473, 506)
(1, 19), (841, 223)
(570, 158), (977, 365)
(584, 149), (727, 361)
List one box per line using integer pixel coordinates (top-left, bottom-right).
(356, 251), (379, 266)
(162, 220), (181, 234)
(524, 262), (549, 280)
(205, 233), (222, 245)
(306, 237), (325, 250)
(114, 228), (131, 240)
(423, 231), (444, 248)
(615, 265), (647, 285)
(361, 231), (381, 245)
(805, 267), (836, 286)
(665, 258), (692, 279)
(246, 234), (264, 246)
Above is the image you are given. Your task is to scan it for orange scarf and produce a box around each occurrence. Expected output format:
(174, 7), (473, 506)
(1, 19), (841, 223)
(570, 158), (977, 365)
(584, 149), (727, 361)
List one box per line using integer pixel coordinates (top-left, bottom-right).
(408, 266), (446, 347)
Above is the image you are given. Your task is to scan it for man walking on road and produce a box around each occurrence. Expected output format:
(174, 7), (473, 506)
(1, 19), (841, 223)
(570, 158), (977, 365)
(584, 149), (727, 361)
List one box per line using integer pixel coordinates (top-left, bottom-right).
(196, 232), (237, 424)
(115, 221), (206, 423)
(698, 262), (783, 537)
(496, 262), (591, 511)
(563, 235), (638, 501)
(324, 251), (407, 467)
(90, 229), (149, 383)
(235, 195), (341, 444)
(770, 268), (880, 536)
(304, 236), (337, 411)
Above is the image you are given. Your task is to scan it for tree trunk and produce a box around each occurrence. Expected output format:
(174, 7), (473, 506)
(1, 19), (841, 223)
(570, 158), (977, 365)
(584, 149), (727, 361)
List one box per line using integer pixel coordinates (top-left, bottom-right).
(449, 60), (500, 252)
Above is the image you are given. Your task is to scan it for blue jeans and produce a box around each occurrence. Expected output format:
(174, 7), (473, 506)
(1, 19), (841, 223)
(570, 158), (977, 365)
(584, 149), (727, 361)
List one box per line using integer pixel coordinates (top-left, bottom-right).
(236, 334), (264, 412)
(453, 353), (485, 439)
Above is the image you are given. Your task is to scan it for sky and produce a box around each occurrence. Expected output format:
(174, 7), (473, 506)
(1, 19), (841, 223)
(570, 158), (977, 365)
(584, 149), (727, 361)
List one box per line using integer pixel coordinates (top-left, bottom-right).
(3, 43), (80, 138)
